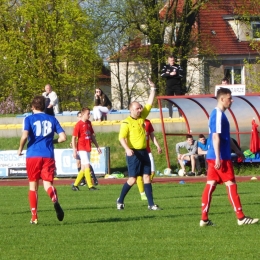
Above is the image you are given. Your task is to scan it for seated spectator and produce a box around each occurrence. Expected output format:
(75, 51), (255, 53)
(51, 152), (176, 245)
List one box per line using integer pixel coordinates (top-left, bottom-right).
(197, 134), (208, 173)
(176, 134), (201, 176)
(231, 138), (243, 163)
(93, 88), (112, 121)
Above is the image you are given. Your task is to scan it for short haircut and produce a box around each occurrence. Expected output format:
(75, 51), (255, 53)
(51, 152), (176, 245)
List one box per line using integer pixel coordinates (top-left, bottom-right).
(81, 107), (90, 114)
(168, 55), (175, 59)
(31, 96), (45, 112)
(222, 77), (229, 83)
(186, 134), (193, 139)
(77, 111), (81, 117)
(216, 87), (231, 100)
(198, 134), (205, 139)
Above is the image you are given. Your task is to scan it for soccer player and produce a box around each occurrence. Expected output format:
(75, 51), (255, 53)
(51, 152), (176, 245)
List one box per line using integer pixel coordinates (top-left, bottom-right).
(200, 88), (258, 226)
(71, 107), (101, 191)
(72, 111), (98, 186)
(136, 118), (162, 200)
(17, 95), (66, 224)
(116, 78), (161, 210)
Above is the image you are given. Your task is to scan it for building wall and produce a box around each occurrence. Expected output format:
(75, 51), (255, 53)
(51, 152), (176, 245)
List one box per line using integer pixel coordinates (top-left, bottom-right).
(109, 60), (151, 109)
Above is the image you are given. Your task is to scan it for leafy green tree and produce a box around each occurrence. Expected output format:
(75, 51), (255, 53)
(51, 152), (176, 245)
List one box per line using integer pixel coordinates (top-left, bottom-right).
(0, 0), (100, 113)
(234, 0), (260, 92)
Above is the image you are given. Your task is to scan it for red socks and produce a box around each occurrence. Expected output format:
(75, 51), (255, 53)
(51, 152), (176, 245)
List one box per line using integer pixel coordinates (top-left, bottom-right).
(47, 186), (58, 203)
(29, 190), (38, 221)
(201, 183), (245, 221)
(226, 184), (245, 219)
(201, 184), (216, 221)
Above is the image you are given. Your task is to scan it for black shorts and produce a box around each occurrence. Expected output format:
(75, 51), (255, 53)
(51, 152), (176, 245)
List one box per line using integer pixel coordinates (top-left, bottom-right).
(126, 149), (151, 177)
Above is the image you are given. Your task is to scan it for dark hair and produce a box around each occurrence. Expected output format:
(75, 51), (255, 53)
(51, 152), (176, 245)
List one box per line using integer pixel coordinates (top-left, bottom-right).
(198, 134), (205, 138)
(168, 55), (175, 60)
(221, 77), (229, 83)
(216, 87), (232, 100)
(186, 134), (193, 139)
(95, 88), (104, 95)
(77, 111), (81, 117)
(81, 107), (90, 113)
(31, 96), (45, 112)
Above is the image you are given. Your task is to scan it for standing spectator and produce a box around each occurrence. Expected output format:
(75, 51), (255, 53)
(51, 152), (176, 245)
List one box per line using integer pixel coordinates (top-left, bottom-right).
(93, 88), (112, 121)
(42, 84), (59, 115)
(221, 77), (229, 85)
(17, 95), (66, 224)
(136, 118), (162, 200)
(116, 79), (161, 211)
(161, 55), (183, 118)
(176, 134), (202, 176)
(200, 88), (258, 227)
(71, 107), (102, 191)
(197, 134), (208, 173)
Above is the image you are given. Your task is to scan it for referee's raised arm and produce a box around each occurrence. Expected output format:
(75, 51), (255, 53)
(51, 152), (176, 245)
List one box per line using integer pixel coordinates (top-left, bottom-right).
(146, 78), (157, 106)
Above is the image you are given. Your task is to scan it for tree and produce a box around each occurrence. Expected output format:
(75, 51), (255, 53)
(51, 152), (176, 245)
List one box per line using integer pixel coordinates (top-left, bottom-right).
(124, 0), (210, 94)
(233, 0), (260, 92)
(0, 0), (100, 113)
(89, 0), (213, 106)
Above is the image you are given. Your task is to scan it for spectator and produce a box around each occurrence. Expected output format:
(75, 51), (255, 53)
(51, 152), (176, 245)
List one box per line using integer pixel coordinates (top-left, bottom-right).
(230, 138), (243, 163)
(42, 84), (59, 115)
(116, 79), (161, 211)
(71, 107), (102, 191)
(161, 55), (183, 118)
(221, 77), (229, 85)
(136, 118), (162, 200)
(93, 88), (112, 121)
(197, 134), (208, 173)
(176, 134), (202, 176)
(17, 95), (66, 224)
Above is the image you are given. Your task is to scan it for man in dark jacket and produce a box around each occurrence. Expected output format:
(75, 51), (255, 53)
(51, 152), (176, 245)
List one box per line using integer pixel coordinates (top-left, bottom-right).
(161, 55), (183, 117)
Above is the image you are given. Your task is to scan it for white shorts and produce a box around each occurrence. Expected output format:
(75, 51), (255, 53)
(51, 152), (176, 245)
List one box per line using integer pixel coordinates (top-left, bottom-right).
(148, 153), (155, 172)
(78, 151), (91, 165)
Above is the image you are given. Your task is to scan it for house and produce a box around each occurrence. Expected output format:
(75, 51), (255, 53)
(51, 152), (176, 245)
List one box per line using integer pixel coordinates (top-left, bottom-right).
(109, 0), (260, 108)
(197, 0), (260, 93)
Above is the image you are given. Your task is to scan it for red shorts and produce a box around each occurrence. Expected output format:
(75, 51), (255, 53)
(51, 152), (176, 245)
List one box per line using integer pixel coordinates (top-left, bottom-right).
(207, 159), (235, 184)
(26, 157), (56, 182)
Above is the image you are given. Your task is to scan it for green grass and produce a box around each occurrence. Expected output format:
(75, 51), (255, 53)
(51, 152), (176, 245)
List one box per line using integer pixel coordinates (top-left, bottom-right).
(1, 181), (260, 259)
(2, 133), (260, 176)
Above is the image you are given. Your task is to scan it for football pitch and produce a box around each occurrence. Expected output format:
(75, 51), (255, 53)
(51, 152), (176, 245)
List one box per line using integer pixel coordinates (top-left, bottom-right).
(1, 181), (260, 260)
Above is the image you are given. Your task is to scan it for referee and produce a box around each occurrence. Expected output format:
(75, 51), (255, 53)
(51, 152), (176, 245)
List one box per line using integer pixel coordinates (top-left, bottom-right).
(116, 79), (161, 211)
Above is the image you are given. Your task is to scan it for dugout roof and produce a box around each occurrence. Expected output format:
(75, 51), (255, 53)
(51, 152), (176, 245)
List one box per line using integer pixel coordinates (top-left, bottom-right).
(157, 94), (260, 168)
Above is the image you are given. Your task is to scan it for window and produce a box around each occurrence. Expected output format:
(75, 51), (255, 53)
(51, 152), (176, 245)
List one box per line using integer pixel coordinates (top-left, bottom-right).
(224, 66), (244, 84)
(252, 22), (260, 39)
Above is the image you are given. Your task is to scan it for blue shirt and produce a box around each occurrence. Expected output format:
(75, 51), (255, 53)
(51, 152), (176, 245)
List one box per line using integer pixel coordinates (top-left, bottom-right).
(206, 107), (231, 160)
(24, 113), (64, 158)
(198, 139), (208, 151)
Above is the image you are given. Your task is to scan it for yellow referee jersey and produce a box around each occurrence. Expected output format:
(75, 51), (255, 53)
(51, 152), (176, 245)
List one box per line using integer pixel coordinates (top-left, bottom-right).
(119, 104), (151, 149)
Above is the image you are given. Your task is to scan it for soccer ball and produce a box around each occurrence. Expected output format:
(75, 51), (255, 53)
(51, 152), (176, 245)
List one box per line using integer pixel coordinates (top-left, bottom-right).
(163, 168), (172, 176)
(178, 169), (185, 176)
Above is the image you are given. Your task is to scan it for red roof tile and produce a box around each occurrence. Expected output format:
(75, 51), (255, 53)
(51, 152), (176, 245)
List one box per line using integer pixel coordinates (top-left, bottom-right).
(198, 0), (259, 55)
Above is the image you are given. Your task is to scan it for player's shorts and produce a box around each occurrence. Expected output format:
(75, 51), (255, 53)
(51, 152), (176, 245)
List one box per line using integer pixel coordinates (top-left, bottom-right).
(26, 157), (56, 182)
(78, 151), (90, 165)
(206, 159), (235, 184)
(126, 149), (151, 177)
(148, 152), (155, 172)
